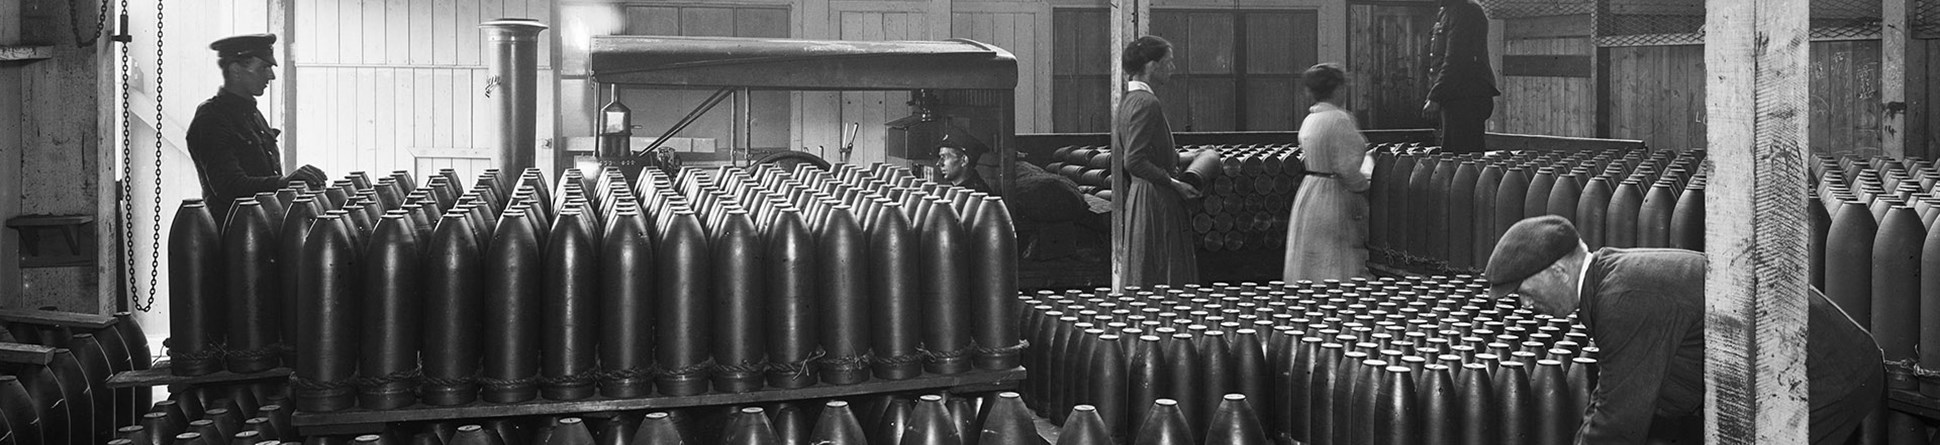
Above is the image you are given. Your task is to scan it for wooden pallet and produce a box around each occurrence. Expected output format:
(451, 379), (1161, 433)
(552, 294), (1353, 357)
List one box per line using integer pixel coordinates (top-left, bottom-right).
(293, 367), (1027, 436)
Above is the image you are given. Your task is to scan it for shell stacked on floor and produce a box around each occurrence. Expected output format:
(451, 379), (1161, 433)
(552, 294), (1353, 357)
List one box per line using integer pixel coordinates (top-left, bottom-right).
(1019, 276), (1598, 445)
(0, 312), (152, 445)
(105, 391), (1051, 444)
(1367, 145), (1706, 274)
(1044, 144), (1307, 252)
(165, 164), (1024, 414)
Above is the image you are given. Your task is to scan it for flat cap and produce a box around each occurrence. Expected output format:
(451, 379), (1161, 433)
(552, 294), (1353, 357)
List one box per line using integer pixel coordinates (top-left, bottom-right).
(210, 34), (278, 65)
(1485, 215), (1581, 299)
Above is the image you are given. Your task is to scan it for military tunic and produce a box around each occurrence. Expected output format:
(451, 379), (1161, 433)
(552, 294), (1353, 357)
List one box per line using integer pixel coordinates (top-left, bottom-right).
(187, 89), (285, 221)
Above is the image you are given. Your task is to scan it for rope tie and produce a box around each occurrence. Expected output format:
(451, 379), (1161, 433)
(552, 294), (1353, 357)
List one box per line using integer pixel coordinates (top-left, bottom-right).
(352, 367), (422, 389)
(769, 349), (829, 380)
(164, 338), (225, 362)
(223, 345), (281, 360)
(821, 352), (873, 372)
(539, 371), (600, 387)
(874, 352), (927, 367)
(601, 367), (658, 382)
(918, 345), (972, 361)
(975, 339), (1031, 356)
(1885, 358), (1940, 382)
(288, 375), (358, 391)
(661, 359), (717, 379)
(419, 374), (476, 388)
(715, 359), (770, 376)
(475, 375), (541, 390)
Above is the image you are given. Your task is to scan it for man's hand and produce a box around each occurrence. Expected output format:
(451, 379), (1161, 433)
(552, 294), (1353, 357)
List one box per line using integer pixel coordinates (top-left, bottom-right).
(1171, 178), (1203, 200)
(1422, 100), (1442, 119)
(285, 164), (328, 189)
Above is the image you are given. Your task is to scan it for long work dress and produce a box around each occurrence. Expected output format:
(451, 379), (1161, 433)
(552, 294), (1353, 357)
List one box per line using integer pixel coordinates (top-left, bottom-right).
(1283, 102), (1374, 280)
(1114, 88), (1199, 285)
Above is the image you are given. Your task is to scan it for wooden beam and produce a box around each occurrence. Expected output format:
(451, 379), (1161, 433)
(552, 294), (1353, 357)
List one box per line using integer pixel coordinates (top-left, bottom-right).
(1702, 0), (1812, 442)
(292, 367), (1025, 436)
(1502, 55), (1593, 78)
(95, 0), (122, 313)
(0, 342), (54, 366)
(1880, 0), (1910, 158)
(276, 0), (297, 172)
(1504, 15), (1592, 39)
(0, 45), (53, 62)
(1108, 0), (1146, 293)
(106, 361), (292, 388)
(0, 308), (117, 329)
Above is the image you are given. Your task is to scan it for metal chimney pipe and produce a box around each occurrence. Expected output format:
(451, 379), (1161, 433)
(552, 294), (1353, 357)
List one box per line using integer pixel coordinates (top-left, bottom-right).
(482, 19), (549, 180)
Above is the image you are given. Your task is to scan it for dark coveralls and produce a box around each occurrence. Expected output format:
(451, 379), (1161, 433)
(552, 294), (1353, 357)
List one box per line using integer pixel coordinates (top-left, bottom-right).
(1426, 0), (1501, 153)
(187, 89), (286, 221)
(1576, 248), (1883, 444)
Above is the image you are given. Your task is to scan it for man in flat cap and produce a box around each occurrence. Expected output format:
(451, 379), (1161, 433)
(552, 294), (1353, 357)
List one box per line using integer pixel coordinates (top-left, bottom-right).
(1485, 215), (1881, 444)
(189, 33), (327, 220)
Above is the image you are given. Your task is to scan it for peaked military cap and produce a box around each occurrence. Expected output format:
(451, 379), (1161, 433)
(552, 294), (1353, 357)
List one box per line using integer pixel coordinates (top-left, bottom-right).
(210, 34), (278, 66)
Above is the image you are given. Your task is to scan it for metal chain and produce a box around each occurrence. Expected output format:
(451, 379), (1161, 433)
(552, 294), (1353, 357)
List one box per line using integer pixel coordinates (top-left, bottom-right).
(117, 0), (142, 312)
(69, 0), (112, 47)
(146, 0), (165, 312)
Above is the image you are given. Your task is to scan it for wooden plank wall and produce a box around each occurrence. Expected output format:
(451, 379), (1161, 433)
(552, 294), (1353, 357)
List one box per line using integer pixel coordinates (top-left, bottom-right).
(1607, 41), (1884, 155)
(1346, 2), (1440, 130)
(952, 2), (1055, 135)
(1049, 8), (1318, 133)
(291, 0), (555, 183)
(1606, 45), (1706, 151)
(1920, 39), (1939, 159)
(1497, 14), (1595, 137)
(1050, 9), (1112, 133)
(829, 2), (936, 165)
(1808, 40), (1883, 157)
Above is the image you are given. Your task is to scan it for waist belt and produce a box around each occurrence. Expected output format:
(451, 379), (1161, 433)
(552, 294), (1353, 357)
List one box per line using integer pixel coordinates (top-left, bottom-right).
(1304, 171), (1340, 178)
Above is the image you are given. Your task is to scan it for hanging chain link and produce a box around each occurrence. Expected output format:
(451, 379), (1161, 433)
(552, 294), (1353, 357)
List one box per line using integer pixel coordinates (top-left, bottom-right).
(117, 0), (144, 311)
(146, 0), (166, 313)
(69, 0), (113, 47)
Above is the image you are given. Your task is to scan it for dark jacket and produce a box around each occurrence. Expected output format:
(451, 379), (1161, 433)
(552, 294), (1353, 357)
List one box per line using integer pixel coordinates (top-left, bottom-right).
(187, 89), (285, 220)
(1427, 0), (1501, 102)
(1575, 248), (1883, 444)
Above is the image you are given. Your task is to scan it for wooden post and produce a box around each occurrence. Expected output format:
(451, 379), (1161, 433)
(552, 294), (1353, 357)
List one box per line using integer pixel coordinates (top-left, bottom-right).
(1702, 0), (1812, 442)
(1108, 0), (1148, 293)
(275, 0), (297, 172)
(1882, 0), (1910, 158)
(95, 0), (123, 310)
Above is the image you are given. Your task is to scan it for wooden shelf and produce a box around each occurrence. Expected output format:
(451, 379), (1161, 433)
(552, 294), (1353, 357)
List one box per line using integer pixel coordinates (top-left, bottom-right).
(107, 361), (293, 389)
(293, 367), (1026, 436)
(1889, 389), (1940, 421)
(0, 45), (54, 62)
(0, 309), (116, 330)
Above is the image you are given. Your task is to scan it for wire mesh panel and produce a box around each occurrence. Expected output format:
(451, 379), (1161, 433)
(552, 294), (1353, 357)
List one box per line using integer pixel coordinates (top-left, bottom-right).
(1477, 0), (1594, 18)
(1595, 1), (1704, 46)
(1917, 0), (1940, 39)
(1478, 0), (1893, 44)
(1810, 0), (1882, 39)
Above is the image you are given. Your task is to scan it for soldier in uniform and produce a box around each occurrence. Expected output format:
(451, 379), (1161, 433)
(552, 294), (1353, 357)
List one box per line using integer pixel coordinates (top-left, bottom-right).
(935, 132), (992, 193)
(1421, 0), (1501, 153)
(188, 33), (327, 220)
